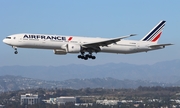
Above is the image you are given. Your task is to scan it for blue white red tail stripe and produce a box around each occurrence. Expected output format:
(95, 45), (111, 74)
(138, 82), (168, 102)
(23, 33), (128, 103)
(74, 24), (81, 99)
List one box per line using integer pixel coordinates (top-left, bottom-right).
(146, 24), (165, 41)
(141, 20), (166, 42)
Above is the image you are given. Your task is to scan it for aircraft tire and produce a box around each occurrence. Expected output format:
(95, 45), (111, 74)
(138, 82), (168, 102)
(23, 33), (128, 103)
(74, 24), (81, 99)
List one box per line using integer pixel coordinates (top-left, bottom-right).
(78, 55), (81, 58)
(14, 51), (18, 54)
(84, 57), (88, 60)
(92, 56), (96, 59)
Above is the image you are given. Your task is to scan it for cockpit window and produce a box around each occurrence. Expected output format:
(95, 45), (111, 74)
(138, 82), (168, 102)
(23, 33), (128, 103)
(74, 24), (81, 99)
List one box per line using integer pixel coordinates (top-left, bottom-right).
(6, 37), (11, 39)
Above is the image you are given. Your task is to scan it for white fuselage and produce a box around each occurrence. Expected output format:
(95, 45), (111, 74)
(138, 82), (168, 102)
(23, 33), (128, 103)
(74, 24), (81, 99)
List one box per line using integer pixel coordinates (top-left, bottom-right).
(3, 33), (162, 54)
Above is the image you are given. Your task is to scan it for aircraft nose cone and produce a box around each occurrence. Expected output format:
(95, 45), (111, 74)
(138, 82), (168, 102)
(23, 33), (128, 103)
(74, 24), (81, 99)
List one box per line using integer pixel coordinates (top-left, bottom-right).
(3, 39), (6, 43)
(3, 39), (8, 44)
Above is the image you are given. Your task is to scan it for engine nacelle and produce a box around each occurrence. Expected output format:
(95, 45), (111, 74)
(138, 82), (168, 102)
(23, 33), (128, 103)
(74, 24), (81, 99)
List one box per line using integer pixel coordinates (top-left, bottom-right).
(53, 49), (67, 55)
(67, 43), (81, 53)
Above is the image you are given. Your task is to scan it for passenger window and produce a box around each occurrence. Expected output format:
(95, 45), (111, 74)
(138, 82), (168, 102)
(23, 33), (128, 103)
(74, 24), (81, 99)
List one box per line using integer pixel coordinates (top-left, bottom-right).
(14, 37), (16, 39)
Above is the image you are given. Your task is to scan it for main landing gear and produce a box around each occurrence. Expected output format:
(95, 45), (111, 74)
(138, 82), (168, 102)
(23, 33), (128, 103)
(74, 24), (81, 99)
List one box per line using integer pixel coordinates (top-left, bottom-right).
(77, 52), (96, 60)
(13, 46), (18, 54)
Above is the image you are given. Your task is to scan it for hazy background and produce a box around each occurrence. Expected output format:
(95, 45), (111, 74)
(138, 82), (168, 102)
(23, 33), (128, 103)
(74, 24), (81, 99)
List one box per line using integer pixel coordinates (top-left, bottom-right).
(0, 1), (179, 66)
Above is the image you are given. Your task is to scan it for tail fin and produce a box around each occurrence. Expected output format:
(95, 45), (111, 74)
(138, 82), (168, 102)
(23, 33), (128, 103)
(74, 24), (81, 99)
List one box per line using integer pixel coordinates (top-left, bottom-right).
(140, 20), (166, 43)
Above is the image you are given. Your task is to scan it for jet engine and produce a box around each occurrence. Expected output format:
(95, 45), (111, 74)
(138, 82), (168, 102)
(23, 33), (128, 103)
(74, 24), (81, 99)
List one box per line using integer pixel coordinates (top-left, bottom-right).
(67, 43), (81, 53)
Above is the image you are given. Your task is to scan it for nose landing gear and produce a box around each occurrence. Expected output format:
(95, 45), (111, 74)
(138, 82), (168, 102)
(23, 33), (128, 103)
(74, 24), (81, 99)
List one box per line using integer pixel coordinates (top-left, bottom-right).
(13, 46), (18, 54)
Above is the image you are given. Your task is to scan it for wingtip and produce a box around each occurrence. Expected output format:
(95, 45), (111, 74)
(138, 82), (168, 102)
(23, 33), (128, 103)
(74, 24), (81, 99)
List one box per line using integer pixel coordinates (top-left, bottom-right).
(130, 34), (137, 36)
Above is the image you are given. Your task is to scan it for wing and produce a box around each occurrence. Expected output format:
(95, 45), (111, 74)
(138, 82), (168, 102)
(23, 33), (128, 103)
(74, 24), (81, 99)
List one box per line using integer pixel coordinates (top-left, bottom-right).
(80, 34), (136, 52)
(82, 34), (136, 48)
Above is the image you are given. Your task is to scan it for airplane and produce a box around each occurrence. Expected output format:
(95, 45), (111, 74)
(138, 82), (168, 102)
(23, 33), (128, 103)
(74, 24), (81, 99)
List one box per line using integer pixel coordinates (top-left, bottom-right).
(3, 20), (172, 60)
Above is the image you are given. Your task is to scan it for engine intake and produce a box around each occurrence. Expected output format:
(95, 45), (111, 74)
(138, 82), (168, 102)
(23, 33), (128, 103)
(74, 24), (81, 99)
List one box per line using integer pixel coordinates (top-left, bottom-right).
(67, 43), (81, 53)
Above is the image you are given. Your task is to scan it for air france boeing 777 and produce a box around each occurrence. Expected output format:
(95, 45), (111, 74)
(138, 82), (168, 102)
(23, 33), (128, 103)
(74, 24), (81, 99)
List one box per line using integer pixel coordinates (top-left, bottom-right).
(3, 20), (172, 60)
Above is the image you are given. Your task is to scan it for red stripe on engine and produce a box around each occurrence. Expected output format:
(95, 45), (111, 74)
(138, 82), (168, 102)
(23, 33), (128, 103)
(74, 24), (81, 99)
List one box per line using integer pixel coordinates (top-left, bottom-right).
(152, 32), (162, 42)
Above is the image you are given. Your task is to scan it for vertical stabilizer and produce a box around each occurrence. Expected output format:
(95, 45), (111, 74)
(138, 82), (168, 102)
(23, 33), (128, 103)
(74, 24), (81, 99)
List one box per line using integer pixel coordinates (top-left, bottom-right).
(140, 20), (166, 43)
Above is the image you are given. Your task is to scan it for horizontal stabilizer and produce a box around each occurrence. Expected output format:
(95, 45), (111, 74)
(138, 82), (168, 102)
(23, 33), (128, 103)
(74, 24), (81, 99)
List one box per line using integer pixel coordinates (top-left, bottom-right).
(149, 43), (173, 47)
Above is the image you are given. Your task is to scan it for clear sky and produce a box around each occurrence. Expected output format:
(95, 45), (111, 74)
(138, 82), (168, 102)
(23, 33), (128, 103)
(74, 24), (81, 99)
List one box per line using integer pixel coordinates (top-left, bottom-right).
(0, 0), (179, 66)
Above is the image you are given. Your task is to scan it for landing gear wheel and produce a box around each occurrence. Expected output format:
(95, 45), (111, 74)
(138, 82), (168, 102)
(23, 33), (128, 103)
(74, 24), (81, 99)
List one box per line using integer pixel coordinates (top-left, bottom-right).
(78, 55), (81, 58)
(88, 55), (92, 59)
(84, 57), (88, 60)
(13, 46), (18, 54)
(92, 56), (96, 59)
(78, 52), (96, 60)
(14, 51), (18, 54)
(85, 54), (89, 58)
